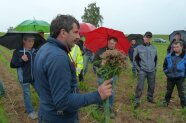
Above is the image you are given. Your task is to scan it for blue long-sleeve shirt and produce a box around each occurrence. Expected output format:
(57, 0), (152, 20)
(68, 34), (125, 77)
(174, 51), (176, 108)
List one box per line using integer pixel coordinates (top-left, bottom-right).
(34, 37), (102, 123)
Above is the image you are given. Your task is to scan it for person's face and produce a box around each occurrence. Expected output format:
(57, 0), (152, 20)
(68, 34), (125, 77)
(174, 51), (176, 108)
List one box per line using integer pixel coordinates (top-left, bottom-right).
(131, 40), (136, 45)
(23, 38), (35, 49)
(108, 39), (117, 50)
(143, 36), (151, 44)
(39, 32), (44, 38)
(175, 34), (181, 41)
(59, 23), (80, 49)
(173, 43), (183, 53)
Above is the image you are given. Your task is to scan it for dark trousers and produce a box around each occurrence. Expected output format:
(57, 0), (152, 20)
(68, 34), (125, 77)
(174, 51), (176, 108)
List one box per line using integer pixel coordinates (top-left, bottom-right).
(134, 70), (156, 103)
(165, 77), (186, 107)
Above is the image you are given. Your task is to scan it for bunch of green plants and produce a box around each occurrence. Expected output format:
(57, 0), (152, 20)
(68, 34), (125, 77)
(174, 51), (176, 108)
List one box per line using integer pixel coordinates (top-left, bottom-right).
(96, 49), (127, 123)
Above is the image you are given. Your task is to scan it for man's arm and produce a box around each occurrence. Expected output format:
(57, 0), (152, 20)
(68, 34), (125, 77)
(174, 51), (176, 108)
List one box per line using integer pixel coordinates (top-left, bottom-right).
(10, 50), (24, 68)
(163, 58), (168, 73)
(46, 55), (102, 112)
(155, 49), (158, 68)
(133, 47), (141, 71)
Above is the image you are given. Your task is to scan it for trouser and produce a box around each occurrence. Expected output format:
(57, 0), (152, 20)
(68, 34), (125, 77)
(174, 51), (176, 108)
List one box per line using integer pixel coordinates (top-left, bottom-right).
(97, 77), (117, 109)
(134, 70), (156, 103)
(0, 80), (6, 97)
(20, 82), (35, 113)
(83, 54), (96, 75)
(165, 77), (186, 107)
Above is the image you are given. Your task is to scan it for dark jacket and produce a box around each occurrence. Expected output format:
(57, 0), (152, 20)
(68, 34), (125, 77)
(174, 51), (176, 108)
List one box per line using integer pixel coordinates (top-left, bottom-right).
(128, 44), (137, 61)
(10, 47), (38, 83)
(163, 51), (186, 78)
(133, 43), (157, 72)
(167, 39), (186, 54)
(34, 37), (102, 123)
(93, 47), (108, 68)
(77, 40), (84, 55)
(84, 48), (93, 56)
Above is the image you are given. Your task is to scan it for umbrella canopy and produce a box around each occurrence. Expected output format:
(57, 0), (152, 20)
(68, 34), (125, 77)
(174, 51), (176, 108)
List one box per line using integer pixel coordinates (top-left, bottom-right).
(15, 20), (50, 33)
(127, 34), (144, 44)
(169, 30), (186, 42)
(84, 27), (130, 54)
(0, 32), (46, 50)
(79, 22), (96, 36)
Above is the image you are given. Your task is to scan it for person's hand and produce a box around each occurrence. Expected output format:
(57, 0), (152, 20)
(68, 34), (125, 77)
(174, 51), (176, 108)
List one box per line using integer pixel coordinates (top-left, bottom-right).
(98, 79), (112, 100)
(21, 55), (28, 62)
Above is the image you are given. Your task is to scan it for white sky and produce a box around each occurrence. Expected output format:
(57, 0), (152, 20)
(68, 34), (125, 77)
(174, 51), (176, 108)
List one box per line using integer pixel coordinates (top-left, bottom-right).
(0, 0), (186, 34)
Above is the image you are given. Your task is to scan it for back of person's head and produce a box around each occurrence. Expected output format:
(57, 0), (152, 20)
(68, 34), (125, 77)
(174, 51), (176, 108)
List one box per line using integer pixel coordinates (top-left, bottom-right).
(50, 14), (80, 38)
(174, 32), (183, 41)
(175, 32), (181, 37)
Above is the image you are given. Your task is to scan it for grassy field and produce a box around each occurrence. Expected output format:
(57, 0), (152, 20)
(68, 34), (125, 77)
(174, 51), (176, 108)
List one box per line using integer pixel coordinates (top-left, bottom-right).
(0, 34), (186, 123)
(0, 100), (9, 123)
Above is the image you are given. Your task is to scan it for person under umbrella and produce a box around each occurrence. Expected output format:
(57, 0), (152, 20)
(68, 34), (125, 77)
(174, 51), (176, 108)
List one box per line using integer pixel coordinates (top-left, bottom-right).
(167, 32), (186, 53)
(93, 37), (118, 119)
(10, 34), (39, 120)
(128, 39), (138, 77)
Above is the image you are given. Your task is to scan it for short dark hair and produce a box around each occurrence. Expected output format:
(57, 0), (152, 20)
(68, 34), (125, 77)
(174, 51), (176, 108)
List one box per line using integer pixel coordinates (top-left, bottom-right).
(144, 31), (152, 38)
(173, 41), (183, 47)
(50, 14), (80, 38)
(108, 37), (118, 42)
(23, 34), (35, 41)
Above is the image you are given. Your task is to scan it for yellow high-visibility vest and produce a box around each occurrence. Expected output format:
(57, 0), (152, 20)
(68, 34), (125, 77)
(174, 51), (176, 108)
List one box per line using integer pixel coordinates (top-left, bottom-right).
(69, 44), (84, 76)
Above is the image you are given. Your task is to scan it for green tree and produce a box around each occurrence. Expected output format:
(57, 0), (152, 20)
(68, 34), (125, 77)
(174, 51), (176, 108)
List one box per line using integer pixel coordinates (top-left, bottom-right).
(81, 2), (103, 27)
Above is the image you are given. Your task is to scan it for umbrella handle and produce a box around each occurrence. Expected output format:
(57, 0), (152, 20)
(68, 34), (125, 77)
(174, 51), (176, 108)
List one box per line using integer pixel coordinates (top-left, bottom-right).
(24, 48), (25, 55)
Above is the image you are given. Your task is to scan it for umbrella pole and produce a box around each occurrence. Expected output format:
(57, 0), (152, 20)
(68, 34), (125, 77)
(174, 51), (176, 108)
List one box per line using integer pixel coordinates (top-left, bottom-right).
(24, 48), (25, 55)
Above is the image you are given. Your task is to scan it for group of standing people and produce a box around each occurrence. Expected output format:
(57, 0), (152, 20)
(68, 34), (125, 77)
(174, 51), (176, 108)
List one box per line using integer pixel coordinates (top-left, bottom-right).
(128, 32), (186, 109)
(0, 14), (186, 123)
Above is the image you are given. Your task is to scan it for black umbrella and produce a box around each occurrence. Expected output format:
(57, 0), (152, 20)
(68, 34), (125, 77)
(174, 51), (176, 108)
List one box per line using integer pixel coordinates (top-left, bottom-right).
(0, 31), (46, 50)
(169, 30), (186, 42)
(127, 34), (143, 44)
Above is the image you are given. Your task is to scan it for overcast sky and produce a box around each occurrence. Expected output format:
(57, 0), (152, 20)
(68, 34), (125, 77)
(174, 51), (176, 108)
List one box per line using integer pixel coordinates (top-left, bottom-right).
(0, 0), (186, 34)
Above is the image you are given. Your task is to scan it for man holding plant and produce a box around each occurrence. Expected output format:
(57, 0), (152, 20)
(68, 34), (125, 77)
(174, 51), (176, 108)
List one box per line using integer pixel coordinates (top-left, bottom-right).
(94, 37), (118, 119)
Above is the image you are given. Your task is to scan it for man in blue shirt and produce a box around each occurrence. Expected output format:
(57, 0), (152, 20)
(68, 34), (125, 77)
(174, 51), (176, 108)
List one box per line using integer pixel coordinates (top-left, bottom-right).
(34, 15), (112, 123)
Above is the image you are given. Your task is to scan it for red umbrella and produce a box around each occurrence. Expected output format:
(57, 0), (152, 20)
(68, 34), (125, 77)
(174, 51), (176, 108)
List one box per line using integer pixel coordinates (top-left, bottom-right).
(84, 27), (131, 54)
(79, 22), (96, 36)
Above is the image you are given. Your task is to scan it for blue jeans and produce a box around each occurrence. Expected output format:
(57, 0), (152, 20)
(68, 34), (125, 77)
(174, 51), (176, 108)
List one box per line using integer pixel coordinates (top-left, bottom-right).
(97, 77), (117, 109)
(0, 80), (6, 97)
(83, 54), (96, 75)
(20, 82), (35, 113)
